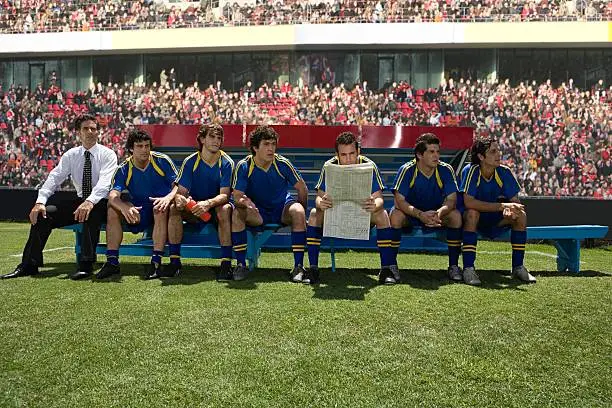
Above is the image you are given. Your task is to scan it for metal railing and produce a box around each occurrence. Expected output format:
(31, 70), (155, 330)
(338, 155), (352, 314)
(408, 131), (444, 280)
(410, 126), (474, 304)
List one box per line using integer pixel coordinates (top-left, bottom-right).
(0, 2), (609, 34)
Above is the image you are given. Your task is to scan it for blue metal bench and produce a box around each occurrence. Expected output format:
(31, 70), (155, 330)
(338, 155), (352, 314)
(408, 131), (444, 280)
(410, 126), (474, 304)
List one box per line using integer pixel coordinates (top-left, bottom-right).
(64, 223), (282, 271)
(327, 225), (608, 273)
(63, 224), (607, 274)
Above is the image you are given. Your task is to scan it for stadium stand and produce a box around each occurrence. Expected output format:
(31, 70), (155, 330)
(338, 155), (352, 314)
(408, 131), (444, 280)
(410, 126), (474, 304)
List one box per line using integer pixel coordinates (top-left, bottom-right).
(0, 0), (610, 34)
(1, 78), (610, 197)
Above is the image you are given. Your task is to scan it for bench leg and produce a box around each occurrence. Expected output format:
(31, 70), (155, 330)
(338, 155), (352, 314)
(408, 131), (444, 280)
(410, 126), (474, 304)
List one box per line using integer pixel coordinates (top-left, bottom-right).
(330, 238), (336, 273)
(246, 230), (275, 271)
(552, 239), (581, 273)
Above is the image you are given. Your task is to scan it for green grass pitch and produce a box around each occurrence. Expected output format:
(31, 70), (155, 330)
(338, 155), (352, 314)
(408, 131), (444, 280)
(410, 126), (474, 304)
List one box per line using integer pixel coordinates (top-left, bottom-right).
(0, 222), (610, 407)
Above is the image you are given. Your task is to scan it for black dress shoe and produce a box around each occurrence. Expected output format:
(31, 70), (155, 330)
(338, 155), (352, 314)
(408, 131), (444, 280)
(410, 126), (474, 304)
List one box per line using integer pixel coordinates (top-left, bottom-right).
(70, 270), (92, 280)
(95, 263), (121, 279)
(1, 264), (39, 279)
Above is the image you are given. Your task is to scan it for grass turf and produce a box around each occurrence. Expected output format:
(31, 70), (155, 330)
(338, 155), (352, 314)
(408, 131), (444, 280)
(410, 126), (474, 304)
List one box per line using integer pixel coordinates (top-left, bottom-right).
(0, 222), (610, 407)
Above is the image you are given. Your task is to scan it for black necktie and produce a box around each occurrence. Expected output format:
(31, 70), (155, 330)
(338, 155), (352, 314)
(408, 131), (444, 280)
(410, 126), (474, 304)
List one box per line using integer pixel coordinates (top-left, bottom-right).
(82, 150), (92, 199)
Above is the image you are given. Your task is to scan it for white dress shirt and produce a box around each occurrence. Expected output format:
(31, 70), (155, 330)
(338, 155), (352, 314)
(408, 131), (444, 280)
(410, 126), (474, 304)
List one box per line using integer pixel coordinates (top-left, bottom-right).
(36, 143), (118, 205)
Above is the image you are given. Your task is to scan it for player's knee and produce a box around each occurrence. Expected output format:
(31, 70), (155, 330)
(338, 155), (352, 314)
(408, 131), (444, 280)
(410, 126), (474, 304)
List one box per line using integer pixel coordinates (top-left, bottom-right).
(231, 208), (247, 229)
(514, 209), (527, 229)
(445, 209), (462, 228)
(463, 209), (480, 227)
(373, 209), (390, 228)
(232, 207), (246, 221)
(153, 210), (167, 221)
(107, 206), (121, 223)
(216, 204), (232, 223)
(169, 204), (181, 216)
(290, 202), (305, 217)
(309, 207), (318, 219)
(389, 208), (406, 228)
(308, 207), (322, 226)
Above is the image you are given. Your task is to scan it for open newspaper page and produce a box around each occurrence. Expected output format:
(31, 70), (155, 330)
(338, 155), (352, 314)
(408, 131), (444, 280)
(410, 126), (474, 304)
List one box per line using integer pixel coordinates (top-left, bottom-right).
(322, 162), (373, 240)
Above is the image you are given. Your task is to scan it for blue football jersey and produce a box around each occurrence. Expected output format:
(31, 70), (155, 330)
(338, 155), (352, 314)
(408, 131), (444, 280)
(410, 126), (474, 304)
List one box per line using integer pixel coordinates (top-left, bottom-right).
(462, 163), (521, 202)
(176, 150), (234, 201)
(111, 151), (178, 204)
(232, 154), (303, 210)
(392, 159), (458, 211)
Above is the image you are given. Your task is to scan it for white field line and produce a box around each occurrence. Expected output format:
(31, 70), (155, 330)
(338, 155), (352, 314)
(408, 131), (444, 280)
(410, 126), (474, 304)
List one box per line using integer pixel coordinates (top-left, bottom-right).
(10, 246), (73, 257)
(478, 250), (584, 263)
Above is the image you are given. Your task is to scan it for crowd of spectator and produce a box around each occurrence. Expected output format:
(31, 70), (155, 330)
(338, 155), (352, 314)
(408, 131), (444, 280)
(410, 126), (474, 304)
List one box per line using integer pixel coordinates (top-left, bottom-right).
(1, 75), (610, 198)
(1, 0), (611, 34)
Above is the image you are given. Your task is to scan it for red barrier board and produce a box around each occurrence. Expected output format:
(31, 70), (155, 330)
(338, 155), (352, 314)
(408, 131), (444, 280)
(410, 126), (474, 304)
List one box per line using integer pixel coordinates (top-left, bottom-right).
(141, 124), (474, 150)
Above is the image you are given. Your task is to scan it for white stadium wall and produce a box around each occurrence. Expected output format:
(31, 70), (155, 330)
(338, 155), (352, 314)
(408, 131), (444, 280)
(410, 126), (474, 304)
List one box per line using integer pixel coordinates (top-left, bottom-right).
(1, 22), (610, 56)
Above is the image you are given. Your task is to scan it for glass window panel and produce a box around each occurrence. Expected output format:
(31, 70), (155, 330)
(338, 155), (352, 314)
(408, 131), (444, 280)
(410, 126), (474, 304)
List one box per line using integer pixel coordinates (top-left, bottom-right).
(13, 61), (28, 89)
(252, 54), (270, 88)
(567, 50), (585, 88)
(444, 49), (480, 81)
(233, 53), (252, 90)
(549, 50), (568, 86)
(29, 64), (44, 91)
(270, 52), (290, 87)
(93, 55), (141, 87)
(59, 58), (77, 92)
(360, 53), (377, 89)
(428, 50), (443, 87)
(77, 57), (92, 91)
(0, 60), (13, 89)
(411, 51), (428, 89)
(215, 53), (232, 89)
(585, 50), (604, 88)
(178, 55), (198, 86)
(292, 53), (310, 88)
(395, 53), (411, 83)
(529, 50), (550, 83)
(340, 52), (359, 88)
(144, 54), (180, 87)
(497, 49), (515, 83)
(43, 59), (59, 88)
(196, 55), (215, 88)
(378, 57), (394, 90)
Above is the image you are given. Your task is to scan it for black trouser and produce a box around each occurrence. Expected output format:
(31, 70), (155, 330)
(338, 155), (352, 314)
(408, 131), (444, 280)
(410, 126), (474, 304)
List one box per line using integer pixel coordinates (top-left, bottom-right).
(21, 195), (108, 270)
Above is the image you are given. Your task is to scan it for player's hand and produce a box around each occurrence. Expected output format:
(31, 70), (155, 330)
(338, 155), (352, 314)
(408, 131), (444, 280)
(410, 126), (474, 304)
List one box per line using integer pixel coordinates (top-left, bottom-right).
(191, 200), (210, 217)
(121, 205), (142, 224)
(174, 194), (188, 210)
(150, 195), (172, 213)
(73, 200), (94, 223)
(420, 210), (442, 227)
(238, 195), (255, 210)
(501, 202), (524, 220)
(361, 195), (377, 213)
(29, 203), (46, 225)
(319, 193), (333, 209)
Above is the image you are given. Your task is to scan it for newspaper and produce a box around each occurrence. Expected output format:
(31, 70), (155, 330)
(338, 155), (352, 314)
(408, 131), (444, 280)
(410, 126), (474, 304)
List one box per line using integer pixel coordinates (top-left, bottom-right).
(322, 162), (373, 240)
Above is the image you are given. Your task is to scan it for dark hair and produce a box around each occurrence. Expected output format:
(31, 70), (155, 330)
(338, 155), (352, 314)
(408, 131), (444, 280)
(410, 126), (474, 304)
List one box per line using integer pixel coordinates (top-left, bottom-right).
(126, 129), (153, 153)
(414, 133), (440, 161)
(74, 114), (97, 131)
(470, 136), (497, 166)
(248, 125), (278, 155)
(335, 131), (359, 153)
(197, 123), (224, 150)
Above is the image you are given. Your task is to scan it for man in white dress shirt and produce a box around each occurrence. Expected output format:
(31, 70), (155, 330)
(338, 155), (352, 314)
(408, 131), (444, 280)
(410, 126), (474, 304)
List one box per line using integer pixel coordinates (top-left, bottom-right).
(1, 114), (117, 280)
